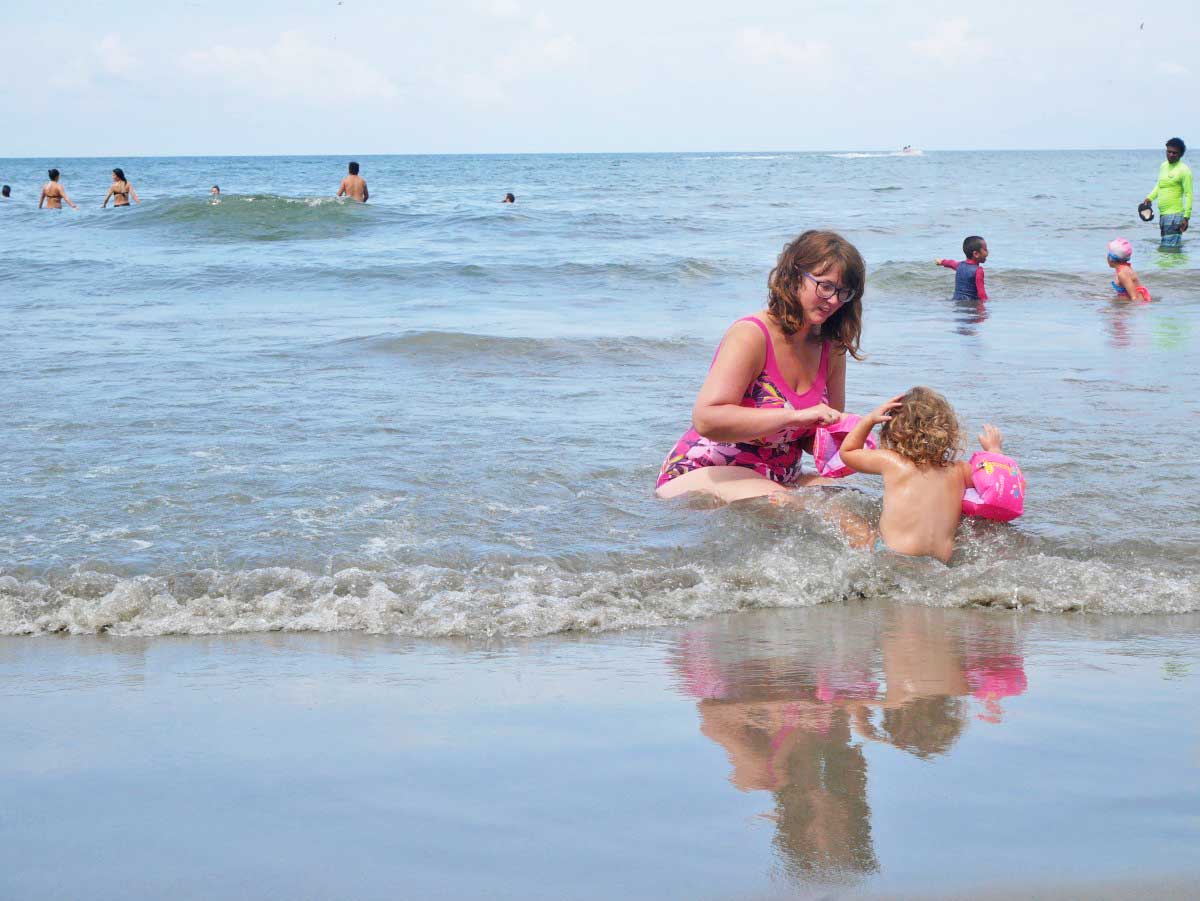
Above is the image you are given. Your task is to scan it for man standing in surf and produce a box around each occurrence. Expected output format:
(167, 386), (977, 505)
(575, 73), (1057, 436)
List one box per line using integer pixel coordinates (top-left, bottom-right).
(337, 161), (369, 203)
(1143, 138), (1191, 248)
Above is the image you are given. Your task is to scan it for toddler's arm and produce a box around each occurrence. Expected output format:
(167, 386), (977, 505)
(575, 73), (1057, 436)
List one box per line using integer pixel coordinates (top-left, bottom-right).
(978, 424), (1003, 453)
(1114, 266), (1142, 297)
(956, 426), (1006, 489)
(839, 397), (903, 475)
(975, 267), (988, 300)
(935, 259), (959, 270)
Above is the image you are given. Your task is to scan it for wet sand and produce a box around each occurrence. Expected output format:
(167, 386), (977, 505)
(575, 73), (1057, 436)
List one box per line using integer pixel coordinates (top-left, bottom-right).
(2, 602), (1198, 899)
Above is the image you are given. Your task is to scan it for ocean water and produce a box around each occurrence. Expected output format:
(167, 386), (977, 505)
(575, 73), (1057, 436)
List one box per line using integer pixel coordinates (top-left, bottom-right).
(1, 150), (1197, 637)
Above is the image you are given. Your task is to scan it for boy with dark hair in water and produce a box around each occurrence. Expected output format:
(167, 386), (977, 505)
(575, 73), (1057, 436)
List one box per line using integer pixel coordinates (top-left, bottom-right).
(1, 185), (10, 198)
(337, 161), (369, 203)
(935, 235), (988, 300)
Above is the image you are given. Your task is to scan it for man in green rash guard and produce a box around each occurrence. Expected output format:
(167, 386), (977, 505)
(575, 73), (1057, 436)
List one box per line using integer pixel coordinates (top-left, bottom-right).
(1144, 137), (1192, 248)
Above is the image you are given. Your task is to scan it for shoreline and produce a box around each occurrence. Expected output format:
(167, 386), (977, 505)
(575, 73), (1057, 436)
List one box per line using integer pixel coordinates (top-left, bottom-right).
(4, 602), (1197, 898)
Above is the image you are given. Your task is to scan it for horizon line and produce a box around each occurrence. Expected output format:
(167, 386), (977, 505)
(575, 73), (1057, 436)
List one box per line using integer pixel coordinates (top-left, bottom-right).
(0, 147), (1165, 162)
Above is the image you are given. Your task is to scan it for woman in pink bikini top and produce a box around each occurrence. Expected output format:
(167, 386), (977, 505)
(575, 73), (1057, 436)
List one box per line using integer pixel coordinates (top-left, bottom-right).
(656, 230), (866, 503)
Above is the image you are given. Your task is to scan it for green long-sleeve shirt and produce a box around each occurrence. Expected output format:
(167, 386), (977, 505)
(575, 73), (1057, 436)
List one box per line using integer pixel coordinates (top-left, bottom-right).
(1148, 160), (1193, 218)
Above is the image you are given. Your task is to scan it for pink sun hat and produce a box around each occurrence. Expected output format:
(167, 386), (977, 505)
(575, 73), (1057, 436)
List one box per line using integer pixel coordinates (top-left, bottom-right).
(1107, 237), (1133, 262)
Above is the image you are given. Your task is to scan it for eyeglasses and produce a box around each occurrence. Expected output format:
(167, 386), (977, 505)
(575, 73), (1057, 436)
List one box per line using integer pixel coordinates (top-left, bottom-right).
(801, 271), (854, 304)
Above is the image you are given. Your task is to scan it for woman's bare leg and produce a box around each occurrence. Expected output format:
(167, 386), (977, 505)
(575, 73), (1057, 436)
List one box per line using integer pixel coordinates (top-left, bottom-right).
(769, 486), (876, 549)
(656, 467), (838, 503)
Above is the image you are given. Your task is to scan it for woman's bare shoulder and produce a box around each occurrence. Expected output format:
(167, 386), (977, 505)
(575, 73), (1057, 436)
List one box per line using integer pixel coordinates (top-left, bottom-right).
(722, 316), (769, 345)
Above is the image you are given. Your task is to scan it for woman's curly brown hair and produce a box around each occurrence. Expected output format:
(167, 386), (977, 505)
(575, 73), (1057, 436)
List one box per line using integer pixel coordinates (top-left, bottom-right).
(767, 230), (866, 359)
(880, 386), (963, 468)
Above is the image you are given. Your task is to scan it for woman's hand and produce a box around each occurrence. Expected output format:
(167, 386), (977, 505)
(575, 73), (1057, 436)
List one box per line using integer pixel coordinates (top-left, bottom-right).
(794, 403), (843, 428)
(978, 424), (1004, 453)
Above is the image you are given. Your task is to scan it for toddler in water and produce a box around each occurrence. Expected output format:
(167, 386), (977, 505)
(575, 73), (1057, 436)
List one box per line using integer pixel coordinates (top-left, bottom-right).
(838, 387), (1006, 563)
(1106, 238), (1151, 301)
(935, 236), (988, 300)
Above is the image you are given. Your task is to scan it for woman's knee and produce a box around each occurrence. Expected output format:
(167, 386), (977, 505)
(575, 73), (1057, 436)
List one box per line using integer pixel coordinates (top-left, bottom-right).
(655, 467), (780, 503)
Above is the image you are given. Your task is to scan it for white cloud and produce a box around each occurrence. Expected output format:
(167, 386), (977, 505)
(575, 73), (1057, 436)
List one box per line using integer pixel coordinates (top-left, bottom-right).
(732, 27), (831, 71)
(182, 31), (399, 104)
(496, 32), (584, 80)
(97, 35), (141, 78)
(458, 72), (507, 104)
(450, 12), (586, 104)
(51, 33), (142, 90)
(1156, 61), (1190, 76)
(484, 0), (523, 17)
(908, 19), (988, 67)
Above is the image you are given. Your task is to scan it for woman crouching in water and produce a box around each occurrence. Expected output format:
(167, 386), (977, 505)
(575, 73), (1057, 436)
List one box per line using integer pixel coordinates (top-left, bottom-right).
(656, 230), (865, 502)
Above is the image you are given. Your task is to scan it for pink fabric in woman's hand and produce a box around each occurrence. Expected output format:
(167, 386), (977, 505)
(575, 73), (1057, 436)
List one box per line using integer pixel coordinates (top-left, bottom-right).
(812, 415), (877, 478)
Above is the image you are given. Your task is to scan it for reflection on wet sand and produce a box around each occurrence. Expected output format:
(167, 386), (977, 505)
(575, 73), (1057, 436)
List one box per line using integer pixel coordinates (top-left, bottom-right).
(674, 605), (1028, 887)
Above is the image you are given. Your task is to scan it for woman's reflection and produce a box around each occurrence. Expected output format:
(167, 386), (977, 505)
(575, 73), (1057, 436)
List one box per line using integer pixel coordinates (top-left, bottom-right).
(675, 605), (1027, 884)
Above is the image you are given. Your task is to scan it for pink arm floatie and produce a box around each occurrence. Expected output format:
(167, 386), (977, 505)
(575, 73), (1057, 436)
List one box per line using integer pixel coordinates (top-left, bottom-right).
(814, 424), (1026, 520)
(961, 452), (1025, 521)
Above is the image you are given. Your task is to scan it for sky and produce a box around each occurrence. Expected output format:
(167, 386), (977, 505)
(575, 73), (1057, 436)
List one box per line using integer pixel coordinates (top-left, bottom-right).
(2, 0), (1197, 157)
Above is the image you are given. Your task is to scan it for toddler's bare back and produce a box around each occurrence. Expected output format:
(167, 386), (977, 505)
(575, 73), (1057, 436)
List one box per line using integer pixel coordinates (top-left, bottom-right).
(879, 461), (971, 562)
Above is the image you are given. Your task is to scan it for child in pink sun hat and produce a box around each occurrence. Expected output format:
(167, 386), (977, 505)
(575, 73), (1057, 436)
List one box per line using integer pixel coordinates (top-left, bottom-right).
(1107, 238), (1152, 301)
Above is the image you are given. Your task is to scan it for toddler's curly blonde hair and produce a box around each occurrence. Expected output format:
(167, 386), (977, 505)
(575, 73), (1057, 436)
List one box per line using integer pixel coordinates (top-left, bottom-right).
(880, 386), (963, 467)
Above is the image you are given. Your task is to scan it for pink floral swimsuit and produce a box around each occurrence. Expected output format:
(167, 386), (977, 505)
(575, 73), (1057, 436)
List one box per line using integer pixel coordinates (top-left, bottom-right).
(657, 316), (830, 489)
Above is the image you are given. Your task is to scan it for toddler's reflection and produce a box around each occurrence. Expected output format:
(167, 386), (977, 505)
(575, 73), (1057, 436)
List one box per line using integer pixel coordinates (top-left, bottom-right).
(676, 606), (1027, 882)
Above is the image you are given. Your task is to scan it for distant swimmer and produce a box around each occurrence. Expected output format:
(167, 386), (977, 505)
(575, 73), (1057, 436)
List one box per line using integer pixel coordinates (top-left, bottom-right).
(101, 167), (140, 208)
(502, 192), (516, 203)
(1142, 138), (1192, 248)
(39, 169), (78, 210)
(1, 185), (10, 199)
(337, 161), (368, 203)
(211, 185), (221, 196)
(935, 236), (989, 300)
